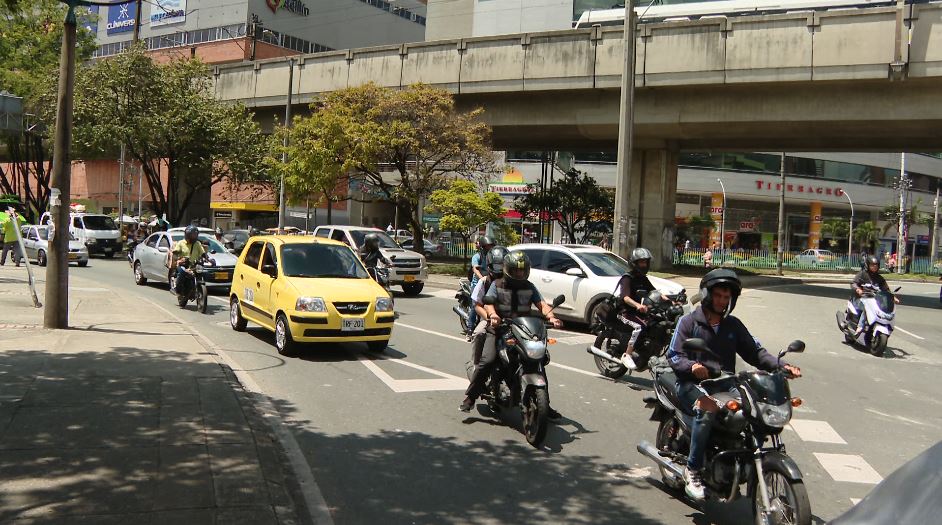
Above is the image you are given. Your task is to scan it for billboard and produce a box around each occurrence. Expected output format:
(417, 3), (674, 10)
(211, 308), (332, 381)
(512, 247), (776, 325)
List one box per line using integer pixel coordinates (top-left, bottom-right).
(106, 0), (136, 34)
(150, 0), (186, 27)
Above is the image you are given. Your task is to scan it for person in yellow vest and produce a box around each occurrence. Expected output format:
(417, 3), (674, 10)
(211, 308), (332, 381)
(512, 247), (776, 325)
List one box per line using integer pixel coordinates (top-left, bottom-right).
(1, 211), (26, 267)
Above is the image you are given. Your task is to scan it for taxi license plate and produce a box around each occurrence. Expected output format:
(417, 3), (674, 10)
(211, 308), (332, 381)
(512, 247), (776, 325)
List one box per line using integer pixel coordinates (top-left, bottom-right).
(403, 275), (415, 282)
(214, 272), (228, 280)
(68, 254), (79, 260)
(342, 319), (365, 332)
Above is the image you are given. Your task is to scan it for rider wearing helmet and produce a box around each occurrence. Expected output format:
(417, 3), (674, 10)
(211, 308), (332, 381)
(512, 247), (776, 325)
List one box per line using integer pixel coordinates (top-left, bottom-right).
(611, 247), (663, 370)
(846, 255), (899, 327)
(466, 235), (495, 335)
(667, 269), (802, 501)
(170, 225), (207, 302)
(460, 250), (563, 416)
(466, 245), (508, 354)
(359, 232), (390, 269)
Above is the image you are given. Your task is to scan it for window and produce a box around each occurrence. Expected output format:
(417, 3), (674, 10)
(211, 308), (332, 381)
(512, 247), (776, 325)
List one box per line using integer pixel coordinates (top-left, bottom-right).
(349, 230), (399, 249)
(145, 234), (159, 248)
(331, 230), (350, 246)
(28, 229), (39, 241)
(315, 229), (331, 238)
(73, 217), (83, 228)
(82, 215), (117, 230)
(576, 252), (630, 277)
(281, 244), (368, 278)
(261, 243), (278, 270)
(519, 249), (547, 270)
(545, 251), (580, 274)
(243, 241), (265, 269)
(158, 236), (171, 250)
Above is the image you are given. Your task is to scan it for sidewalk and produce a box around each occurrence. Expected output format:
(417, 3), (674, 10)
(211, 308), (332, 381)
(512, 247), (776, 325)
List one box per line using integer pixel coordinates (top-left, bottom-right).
(0, 265), (302, 524)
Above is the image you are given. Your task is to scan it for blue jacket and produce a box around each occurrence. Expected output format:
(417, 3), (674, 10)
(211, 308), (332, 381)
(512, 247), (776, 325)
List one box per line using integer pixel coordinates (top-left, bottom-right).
(667, 305), (782, 382)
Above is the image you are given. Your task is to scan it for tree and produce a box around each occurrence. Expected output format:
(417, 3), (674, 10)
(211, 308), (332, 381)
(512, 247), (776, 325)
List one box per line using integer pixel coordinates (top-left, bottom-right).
(303, 83), (498, 249)
(675, 215), (715, 247)
(0, 0), (97, 220)
(69, 45), (267, 225)
(428, 179), (504, 268)
(513, 169), (614, 244)
(853, 220), (879, 252)
(820, 217), (850, 249)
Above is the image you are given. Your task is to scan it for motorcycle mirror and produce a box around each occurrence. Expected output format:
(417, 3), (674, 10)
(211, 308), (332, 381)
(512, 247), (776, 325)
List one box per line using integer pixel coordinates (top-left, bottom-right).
(210, 250), (217, 254)
(482, 296), (496, 306)
(787, 340), (806, 354)
(690, 292), (702, 305)
(894, 286), (901, 293)
(552, 295), (565, 308)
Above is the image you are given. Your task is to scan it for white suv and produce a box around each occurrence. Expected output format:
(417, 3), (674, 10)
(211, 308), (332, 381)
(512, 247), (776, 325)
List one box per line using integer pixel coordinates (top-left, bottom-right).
(508, 244), (685, 324)
(312, 225), (428, 296)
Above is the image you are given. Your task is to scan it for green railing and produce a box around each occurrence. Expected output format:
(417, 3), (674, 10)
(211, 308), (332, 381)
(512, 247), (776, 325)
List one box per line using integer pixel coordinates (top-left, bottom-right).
(674, 249), (942, 275)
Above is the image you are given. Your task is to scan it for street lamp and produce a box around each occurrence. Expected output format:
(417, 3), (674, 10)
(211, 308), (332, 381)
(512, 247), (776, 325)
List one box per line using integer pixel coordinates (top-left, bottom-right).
(717, 178), (727, 264)
(842, 190), (854, 271)
(278, 57), (296, 234)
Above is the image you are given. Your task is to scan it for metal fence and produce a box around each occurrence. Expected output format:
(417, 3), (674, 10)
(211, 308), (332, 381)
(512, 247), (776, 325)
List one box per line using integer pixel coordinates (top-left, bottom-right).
(674, 249), (942, 275)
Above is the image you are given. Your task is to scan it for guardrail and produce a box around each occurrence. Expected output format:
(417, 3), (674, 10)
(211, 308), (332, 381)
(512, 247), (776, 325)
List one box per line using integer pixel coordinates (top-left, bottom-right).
(674, 249), (941, 275)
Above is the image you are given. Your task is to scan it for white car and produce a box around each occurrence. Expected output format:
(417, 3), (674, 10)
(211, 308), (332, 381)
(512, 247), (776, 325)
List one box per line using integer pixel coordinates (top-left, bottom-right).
(20, 225), (89, 267)
(508, 244), (685, 324)
(794, 249), (836, 266)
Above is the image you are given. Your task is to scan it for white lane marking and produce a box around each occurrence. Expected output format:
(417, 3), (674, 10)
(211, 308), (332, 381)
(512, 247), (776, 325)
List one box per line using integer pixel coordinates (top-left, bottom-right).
(396, 321), (468, 342)
(556, 335), (597, 345)
(358, 356), (467, 393)
(813, 453), (883, 484)
(850, 498), (862, 505)
(395, 322), (607, 378)
(788, 420), (847, 444)
(210, 295), (228, 304)
(428, 289), (458, 299)
(894, 326), (925, 340)
(865, 408), (934, 428)
(69, 287), (109, 292)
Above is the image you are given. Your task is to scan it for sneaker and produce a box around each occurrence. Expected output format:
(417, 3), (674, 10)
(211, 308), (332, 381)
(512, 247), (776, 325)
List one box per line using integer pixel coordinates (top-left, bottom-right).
(547, 407), (562, 421)
(620, 353), (637, 370)
(683, 467), (706, 501)
(459, 397), (474, 413)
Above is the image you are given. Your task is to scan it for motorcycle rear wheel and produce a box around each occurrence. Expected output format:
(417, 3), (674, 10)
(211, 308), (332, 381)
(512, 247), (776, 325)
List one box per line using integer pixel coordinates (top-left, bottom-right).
(523, 387), (549, 448)
(754, 464), (812, 525)
(196, 284), (208, 314)
(592, 333), (628, 379)
(655, 418), (684, 490)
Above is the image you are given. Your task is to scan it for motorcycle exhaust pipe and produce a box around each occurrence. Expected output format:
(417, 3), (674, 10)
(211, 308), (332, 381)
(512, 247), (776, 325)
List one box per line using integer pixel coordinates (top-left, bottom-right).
(452, 305), (469, 323)
(586, 345), (623, 366)
(637, 440), (685, 480)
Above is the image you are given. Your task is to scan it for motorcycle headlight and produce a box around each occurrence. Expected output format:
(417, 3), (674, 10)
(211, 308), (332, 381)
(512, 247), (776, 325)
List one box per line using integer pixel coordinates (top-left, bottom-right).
(757, 401), (792, 428)
(375, 297), (393, 312)
(296, 297), (327, 313)
(522, 339), (546, 360)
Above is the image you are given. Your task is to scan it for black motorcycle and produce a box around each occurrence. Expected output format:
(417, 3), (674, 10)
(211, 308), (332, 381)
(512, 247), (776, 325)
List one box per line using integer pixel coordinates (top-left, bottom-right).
(173, 259), (211, 313)
(637, 338), (811, 525)
(470, 294), (564, 448)
(587, 289), (687, 378)
(452, 278), (474, 335)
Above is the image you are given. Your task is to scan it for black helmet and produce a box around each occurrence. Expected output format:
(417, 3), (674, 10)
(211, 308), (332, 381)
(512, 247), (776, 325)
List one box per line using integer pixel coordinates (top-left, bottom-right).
(699, 268), (742, 317)
(629, 247), (653, 274)
(486, 246), (508, 277)
(364, 233), (380, 251)
(184, 225), (200, 241)
(476, 235), (494, 251)
(865, 255), (880, 271)
(502, 250), (531, 284)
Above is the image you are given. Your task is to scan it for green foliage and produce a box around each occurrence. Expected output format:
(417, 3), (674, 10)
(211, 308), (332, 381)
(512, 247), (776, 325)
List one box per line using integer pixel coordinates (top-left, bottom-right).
(428, 179), (504, 263)
(513, 169), (613, 244)
(676, 215), (715, 244)
(853, 220), (879, 251)
(71, 45), (267, 224)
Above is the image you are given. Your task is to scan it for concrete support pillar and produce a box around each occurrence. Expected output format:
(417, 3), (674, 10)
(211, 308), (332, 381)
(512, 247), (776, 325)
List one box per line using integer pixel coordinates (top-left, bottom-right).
(636, 148), (679, 270)
(808, 202), (823, 249)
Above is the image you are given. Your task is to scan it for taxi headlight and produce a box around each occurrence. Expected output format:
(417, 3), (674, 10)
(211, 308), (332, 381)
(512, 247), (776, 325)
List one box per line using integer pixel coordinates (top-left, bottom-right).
(758, 401), (792, 428)
(296, 297), (327, 313)
(375, 297), (393, 312)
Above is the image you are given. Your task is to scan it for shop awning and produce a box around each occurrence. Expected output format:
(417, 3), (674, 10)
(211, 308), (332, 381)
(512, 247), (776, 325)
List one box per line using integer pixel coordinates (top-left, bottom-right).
(210, 202), (278, 212)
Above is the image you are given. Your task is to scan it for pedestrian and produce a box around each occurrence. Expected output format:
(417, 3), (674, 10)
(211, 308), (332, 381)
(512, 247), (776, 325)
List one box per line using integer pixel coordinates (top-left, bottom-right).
(386, 223), (394, 234)
(1, 210), (26, 267)
(703, 247), (713, 268)
(859, 249), (870, 270)
(888, 253), (897, 273)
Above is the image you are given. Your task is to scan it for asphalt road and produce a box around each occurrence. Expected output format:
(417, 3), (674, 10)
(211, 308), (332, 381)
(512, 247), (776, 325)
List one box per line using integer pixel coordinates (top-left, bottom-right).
(73, 258), (942, 525)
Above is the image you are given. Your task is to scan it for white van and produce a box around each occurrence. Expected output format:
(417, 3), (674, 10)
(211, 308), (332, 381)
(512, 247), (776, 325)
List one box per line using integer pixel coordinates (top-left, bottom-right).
(69, 213), (121, 257)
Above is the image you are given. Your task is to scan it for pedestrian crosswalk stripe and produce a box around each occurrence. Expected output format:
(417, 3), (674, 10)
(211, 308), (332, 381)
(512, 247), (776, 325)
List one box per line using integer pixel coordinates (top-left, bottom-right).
(789, 420), (847, 444)
(813, 453), (883, 484)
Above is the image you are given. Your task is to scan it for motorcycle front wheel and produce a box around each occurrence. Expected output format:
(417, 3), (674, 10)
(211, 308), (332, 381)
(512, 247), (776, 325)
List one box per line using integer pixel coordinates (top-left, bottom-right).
(522, 387), (549, 448)
(754, 464), (812, 525)
(592, 332), (628, 379)
(870, 332), (888, 357)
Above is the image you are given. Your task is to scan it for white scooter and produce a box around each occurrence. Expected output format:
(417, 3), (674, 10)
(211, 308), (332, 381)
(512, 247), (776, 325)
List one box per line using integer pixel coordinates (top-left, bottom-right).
(835, 282), (899, 357)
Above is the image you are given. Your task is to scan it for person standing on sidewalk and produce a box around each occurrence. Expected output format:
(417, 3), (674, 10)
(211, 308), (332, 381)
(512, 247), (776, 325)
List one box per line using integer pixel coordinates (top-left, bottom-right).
(0, 211), (25, 267)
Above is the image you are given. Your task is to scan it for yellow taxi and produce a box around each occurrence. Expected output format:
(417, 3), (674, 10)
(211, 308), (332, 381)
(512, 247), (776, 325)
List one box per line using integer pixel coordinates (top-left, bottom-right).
(229, 235), (395, 356)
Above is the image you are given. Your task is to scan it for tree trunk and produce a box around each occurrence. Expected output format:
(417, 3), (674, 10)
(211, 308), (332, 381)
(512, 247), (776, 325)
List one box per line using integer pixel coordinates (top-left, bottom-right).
(326, 199), (332, 223)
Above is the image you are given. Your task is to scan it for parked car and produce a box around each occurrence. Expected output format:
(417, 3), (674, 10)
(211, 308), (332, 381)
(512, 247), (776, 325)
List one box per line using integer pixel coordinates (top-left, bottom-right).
(228, 235), (395, 356)
(794, 248), (836, 266)
(131, 230), (238, 292)
(68, 213), (121, 258)
(507, 243), (685, 324)
(20, 225), (89, 267)
(312, 225), (428, 296)
(399, 237), (444, 257)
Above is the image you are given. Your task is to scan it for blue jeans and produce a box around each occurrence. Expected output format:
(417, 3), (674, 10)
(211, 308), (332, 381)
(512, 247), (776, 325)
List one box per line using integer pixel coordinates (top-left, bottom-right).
(678, 380), (738, 471)
(466, 276), (479, 331)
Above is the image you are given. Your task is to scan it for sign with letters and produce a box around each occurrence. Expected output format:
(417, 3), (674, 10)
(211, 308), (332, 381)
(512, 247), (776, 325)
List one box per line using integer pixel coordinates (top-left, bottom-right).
(150, 0), (186, 27)
(106, 0), (137, 34)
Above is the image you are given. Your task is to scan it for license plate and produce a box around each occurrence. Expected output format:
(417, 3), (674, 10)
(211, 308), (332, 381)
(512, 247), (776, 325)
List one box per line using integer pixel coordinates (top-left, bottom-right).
(214, 272), (228, 280)
(342, 318), (365, 332)
(68, 254), (78, 260)
(403, 275), (415, 282)
(103, 248), (112, 253)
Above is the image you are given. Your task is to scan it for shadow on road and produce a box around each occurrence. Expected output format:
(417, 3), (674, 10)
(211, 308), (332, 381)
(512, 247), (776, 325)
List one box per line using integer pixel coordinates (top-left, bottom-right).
(768, 283), (941, 311)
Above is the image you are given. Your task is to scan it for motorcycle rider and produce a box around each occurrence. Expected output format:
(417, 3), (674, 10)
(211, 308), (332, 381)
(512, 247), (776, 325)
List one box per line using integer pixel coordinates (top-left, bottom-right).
(612, 247), (666, 370)
(667, 269), (802, 501)
(847, 255), (900, 327)
(359, 233), (391, 270)
(460, 250), (563, 418)
(468, 246), (509, 364)
(169, 225), (207, 305)
(466, 236), (495, 338)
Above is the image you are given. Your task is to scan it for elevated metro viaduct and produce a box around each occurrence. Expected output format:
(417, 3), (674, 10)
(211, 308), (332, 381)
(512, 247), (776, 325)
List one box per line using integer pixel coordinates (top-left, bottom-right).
(214, 3), (942, 266)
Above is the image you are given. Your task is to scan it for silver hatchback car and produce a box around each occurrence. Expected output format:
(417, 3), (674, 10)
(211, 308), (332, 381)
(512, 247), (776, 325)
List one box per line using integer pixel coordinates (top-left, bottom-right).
(20, 225), (89, 267)
(131, 231), (237, 291)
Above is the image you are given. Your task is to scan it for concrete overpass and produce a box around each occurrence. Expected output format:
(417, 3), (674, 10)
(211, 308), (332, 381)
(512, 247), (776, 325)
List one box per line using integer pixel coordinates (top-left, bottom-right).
(212, 2), (942, 266)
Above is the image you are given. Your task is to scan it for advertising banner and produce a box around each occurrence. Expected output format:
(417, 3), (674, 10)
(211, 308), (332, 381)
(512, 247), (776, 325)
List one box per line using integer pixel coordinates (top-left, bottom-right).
(150, 0), (186, 27)
(106, 0), (137, 34)
(709, 192), (724, 248)
(808, 202), (823, 249)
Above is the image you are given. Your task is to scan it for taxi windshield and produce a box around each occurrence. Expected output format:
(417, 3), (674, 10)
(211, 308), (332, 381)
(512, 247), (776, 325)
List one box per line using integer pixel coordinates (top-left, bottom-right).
(281, 244), (369, 279)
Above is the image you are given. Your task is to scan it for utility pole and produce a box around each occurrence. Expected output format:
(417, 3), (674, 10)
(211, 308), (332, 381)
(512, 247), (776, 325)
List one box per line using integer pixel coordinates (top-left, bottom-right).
(118, 144), (125, 222)
(249, 15), (261, 61)
(777, 153), (786, 275)
(931, 186), (939, 267)
(843, 190), (854, 272)
(278, 58), (296, 234)
(612, 0), (637, 258)
(717, 178), (727, 266)
(137, 162), (143, 216)
(132, 0), (142, 42)
(897, 153), (909, 274)
(45, 0), (79, 329)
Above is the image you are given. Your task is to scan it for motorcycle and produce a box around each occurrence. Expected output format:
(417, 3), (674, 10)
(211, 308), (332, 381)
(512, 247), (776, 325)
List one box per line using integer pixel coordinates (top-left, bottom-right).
(452, 277), (474, 335)
(586, 289), (687, 378)
(637, 337), (811, 525)
(468, 294), (565, 448)
(172, 258), (211, 313)
(126, 239), (139, 266)
(835, 282), (899, 357)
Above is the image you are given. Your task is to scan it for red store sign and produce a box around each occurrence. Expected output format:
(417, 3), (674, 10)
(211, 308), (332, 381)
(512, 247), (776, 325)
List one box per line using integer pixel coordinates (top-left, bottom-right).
(755, 180), (844, 197)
